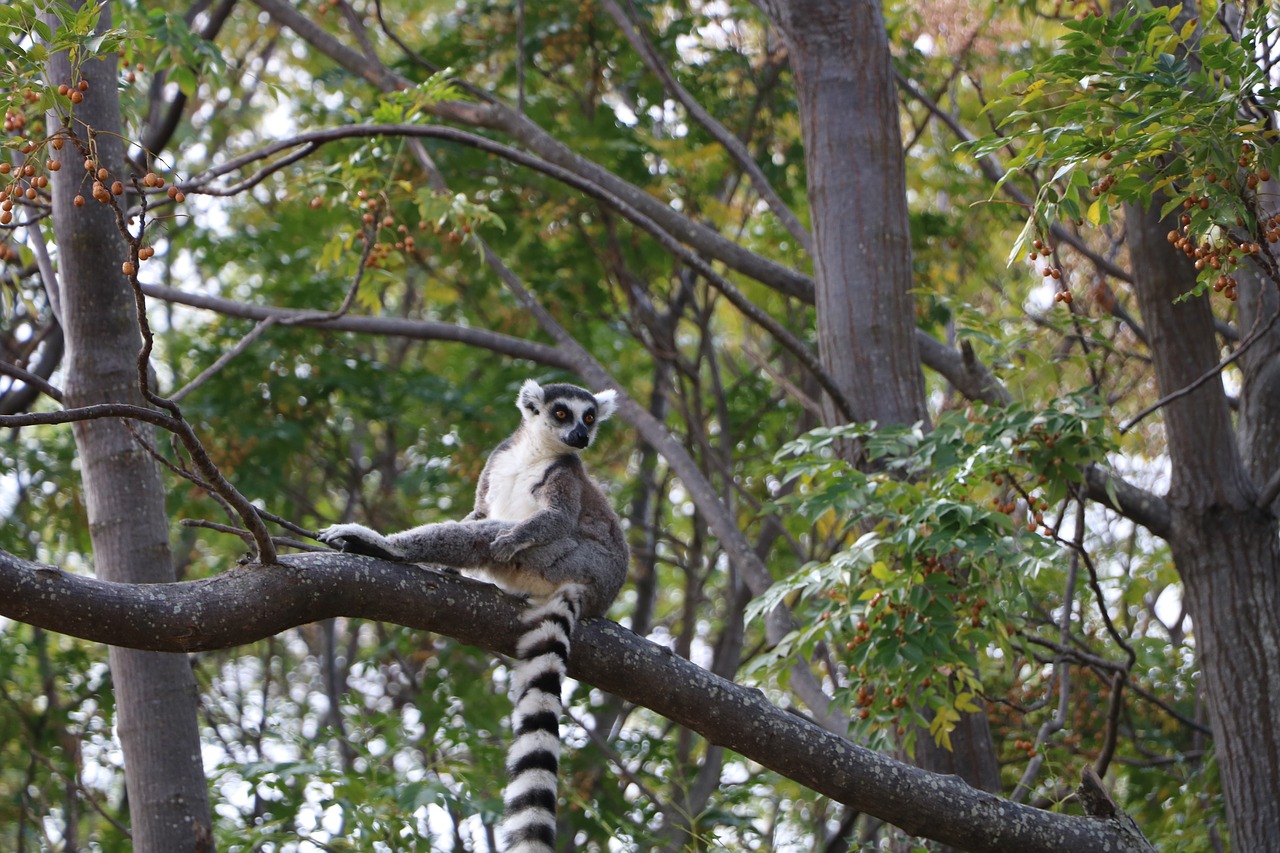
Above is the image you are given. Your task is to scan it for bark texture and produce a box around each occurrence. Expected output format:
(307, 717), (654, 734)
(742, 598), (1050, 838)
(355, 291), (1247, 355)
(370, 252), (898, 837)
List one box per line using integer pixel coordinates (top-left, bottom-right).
(756, 0), (927, 427)
(46, 4), (213, 849)
(756, 0), (1001, 795)
(1126, 200), (1280, 849)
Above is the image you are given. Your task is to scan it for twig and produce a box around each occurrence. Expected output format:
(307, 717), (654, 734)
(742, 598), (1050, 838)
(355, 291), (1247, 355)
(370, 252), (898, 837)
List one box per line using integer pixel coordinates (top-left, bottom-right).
(29, 750), (131, 839)
(86, 161), (278, 564)
(601, 0), (811, 252)
(277, 217), (378, 326)
(0, 360), (64, 403)
(172, 318), (276, 402)
(1010, 507), (1081, 803)
(1121, 297), (1280, 433)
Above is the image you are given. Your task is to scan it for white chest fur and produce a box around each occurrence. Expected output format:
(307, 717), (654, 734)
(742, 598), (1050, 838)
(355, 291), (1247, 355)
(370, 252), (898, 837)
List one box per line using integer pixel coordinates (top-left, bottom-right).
(484, 443), (558, 521)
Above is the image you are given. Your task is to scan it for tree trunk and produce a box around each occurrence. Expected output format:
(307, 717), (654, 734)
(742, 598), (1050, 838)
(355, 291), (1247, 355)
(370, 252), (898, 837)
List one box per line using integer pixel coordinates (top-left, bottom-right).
(755, 0), (926, 427)
(46, 4), (214, 850)
(1126, 199), (1280, 848)
(755, 0), (1001, 796)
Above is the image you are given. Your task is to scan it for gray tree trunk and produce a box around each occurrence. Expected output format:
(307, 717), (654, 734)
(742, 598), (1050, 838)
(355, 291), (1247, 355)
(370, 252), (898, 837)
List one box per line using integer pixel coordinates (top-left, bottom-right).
(45, 3), (214, 849)
(754, 0), (1001, 797)
(1126, 200), (1280, 849)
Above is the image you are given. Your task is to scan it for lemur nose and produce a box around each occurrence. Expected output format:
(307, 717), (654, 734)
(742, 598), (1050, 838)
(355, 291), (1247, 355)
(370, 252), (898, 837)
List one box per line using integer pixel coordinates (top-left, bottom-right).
(565, 426), (590, 448)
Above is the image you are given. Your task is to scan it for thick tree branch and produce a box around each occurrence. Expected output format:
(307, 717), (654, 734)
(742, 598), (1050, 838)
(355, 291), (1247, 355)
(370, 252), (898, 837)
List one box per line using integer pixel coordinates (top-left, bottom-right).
(1082, 464), (1172, 540)
(0, 547), (1152, 853)
(915, 334), (1010, 406)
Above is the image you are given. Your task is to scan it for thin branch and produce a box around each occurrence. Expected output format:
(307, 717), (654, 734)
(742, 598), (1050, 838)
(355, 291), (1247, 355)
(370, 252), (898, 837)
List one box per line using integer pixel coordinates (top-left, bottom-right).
(95, 168), (278, 564)
(893, 69), (1131, 284)
(0, 402), (178, 431)
(600, 0), (811, 252)
(172, 318), (275, 402)
(139, 282), (574, 368)
(1120, 296), (1280, 433)
(249, 0), (816, 303)
(170, 122), (855, 419)
(1011, 507), (1081, 803)
(0, 359), (64, 404)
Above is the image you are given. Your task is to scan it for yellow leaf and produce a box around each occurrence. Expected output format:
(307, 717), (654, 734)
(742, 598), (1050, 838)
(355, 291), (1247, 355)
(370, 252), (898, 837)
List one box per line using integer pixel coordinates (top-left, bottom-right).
(929, 706), (959, 750)
(870, 561), (894, 582)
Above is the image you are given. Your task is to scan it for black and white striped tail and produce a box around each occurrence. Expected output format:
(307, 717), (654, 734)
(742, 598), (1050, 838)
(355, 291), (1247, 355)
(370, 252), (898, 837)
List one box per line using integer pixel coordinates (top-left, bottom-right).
(501, 585), (585, 853)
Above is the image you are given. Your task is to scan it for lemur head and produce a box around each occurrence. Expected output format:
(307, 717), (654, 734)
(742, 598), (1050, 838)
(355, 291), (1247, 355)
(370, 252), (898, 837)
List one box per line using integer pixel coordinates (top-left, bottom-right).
(517, 379), (617, 452)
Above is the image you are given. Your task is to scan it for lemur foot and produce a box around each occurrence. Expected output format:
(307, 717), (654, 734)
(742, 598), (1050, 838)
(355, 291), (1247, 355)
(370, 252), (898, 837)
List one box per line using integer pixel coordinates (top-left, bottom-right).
(489, 531), (529, 563)
(317, 524), (403, 561)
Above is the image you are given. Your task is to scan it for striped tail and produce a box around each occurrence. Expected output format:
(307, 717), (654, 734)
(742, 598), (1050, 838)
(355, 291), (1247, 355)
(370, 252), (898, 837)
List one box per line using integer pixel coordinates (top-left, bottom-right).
(501, 585), (585, 853)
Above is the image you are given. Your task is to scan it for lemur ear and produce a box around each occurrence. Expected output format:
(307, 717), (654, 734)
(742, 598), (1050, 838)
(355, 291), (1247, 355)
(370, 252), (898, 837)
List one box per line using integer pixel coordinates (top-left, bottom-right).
(518, 379), (545, 415)
(593, 389), (618, 422)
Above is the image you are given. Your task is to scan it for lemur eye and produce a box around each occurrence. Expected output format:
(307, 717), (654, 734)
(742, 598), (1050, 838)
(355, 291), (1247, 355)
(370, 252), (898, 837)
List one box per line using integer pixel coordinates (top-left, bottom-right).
(554, 407), (568, 420)
(584, 413), (595, 425)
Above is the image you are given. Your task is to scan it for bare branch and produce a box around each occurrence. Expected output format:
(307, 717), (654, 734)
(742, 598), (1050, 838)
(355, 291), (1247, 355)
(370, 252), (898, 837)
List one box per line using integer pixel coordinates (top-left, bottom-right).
(1120, 297), (1280, 433)
(0, 547), (1155, 853)
(599, 0), (811, 252)
(140, 282), (574, 369)
(1082, 464), (1172, 540)
(0, 358), (64, 405)
(171, 318), (276, 403)
(168, 122), (854, 417)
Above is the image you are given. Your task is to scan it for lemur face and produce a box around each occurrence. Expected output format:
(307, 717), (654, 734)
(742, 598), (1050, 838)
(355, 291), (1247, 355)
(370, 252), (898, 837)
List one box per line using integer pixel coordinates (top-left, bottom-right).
(518, 380), (617, 451)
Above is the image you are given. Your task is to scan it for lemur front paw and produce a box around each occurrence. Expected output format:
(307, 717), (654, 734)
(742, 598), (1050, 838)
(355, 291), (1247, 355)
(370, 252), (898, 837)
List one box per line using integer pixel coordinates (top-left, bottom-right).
(317, 523), (364, 547)
(317, 524), (401, 560)
(490, 531), (530, 563)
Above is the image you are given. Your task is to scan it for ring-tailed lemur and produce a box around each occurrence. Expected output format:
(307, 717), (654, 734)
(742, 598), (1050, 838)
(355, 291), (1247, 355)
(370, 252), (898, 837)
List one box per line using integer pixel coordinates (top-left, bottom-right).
(318, 379), (628, 851)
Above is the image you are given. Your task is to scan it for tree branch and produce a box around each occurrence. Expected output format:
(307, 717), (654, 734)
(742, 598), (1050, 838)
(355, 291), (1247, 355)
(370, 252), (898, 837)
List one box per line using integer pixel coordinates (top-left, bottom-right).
(170, 122), (855, 421)
(139, 283), (574, 369)
(0, 352), (64, 406)
(914, 334), (1011, 406)
(0, 546), (1153, 853)
(893, 69), (1132, 285)
(1082, 464), (1172, 540)
(248, 0), (817, 303)
(598, 0), (812, 252)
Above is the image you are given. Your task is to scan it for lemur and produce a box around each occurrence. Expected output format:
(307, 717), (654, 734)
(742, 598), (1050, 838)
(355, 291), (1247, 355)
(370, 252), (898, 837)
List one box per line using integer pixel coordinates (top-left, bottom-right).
(318, 379), (628, 852)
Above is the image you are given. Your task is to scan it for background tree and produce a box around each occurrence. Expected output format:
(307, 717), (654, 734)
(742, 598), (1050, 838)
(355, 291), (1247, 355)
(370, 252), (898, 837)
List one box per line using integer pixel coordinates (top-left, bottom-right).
(0, 0), (1273, 851)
